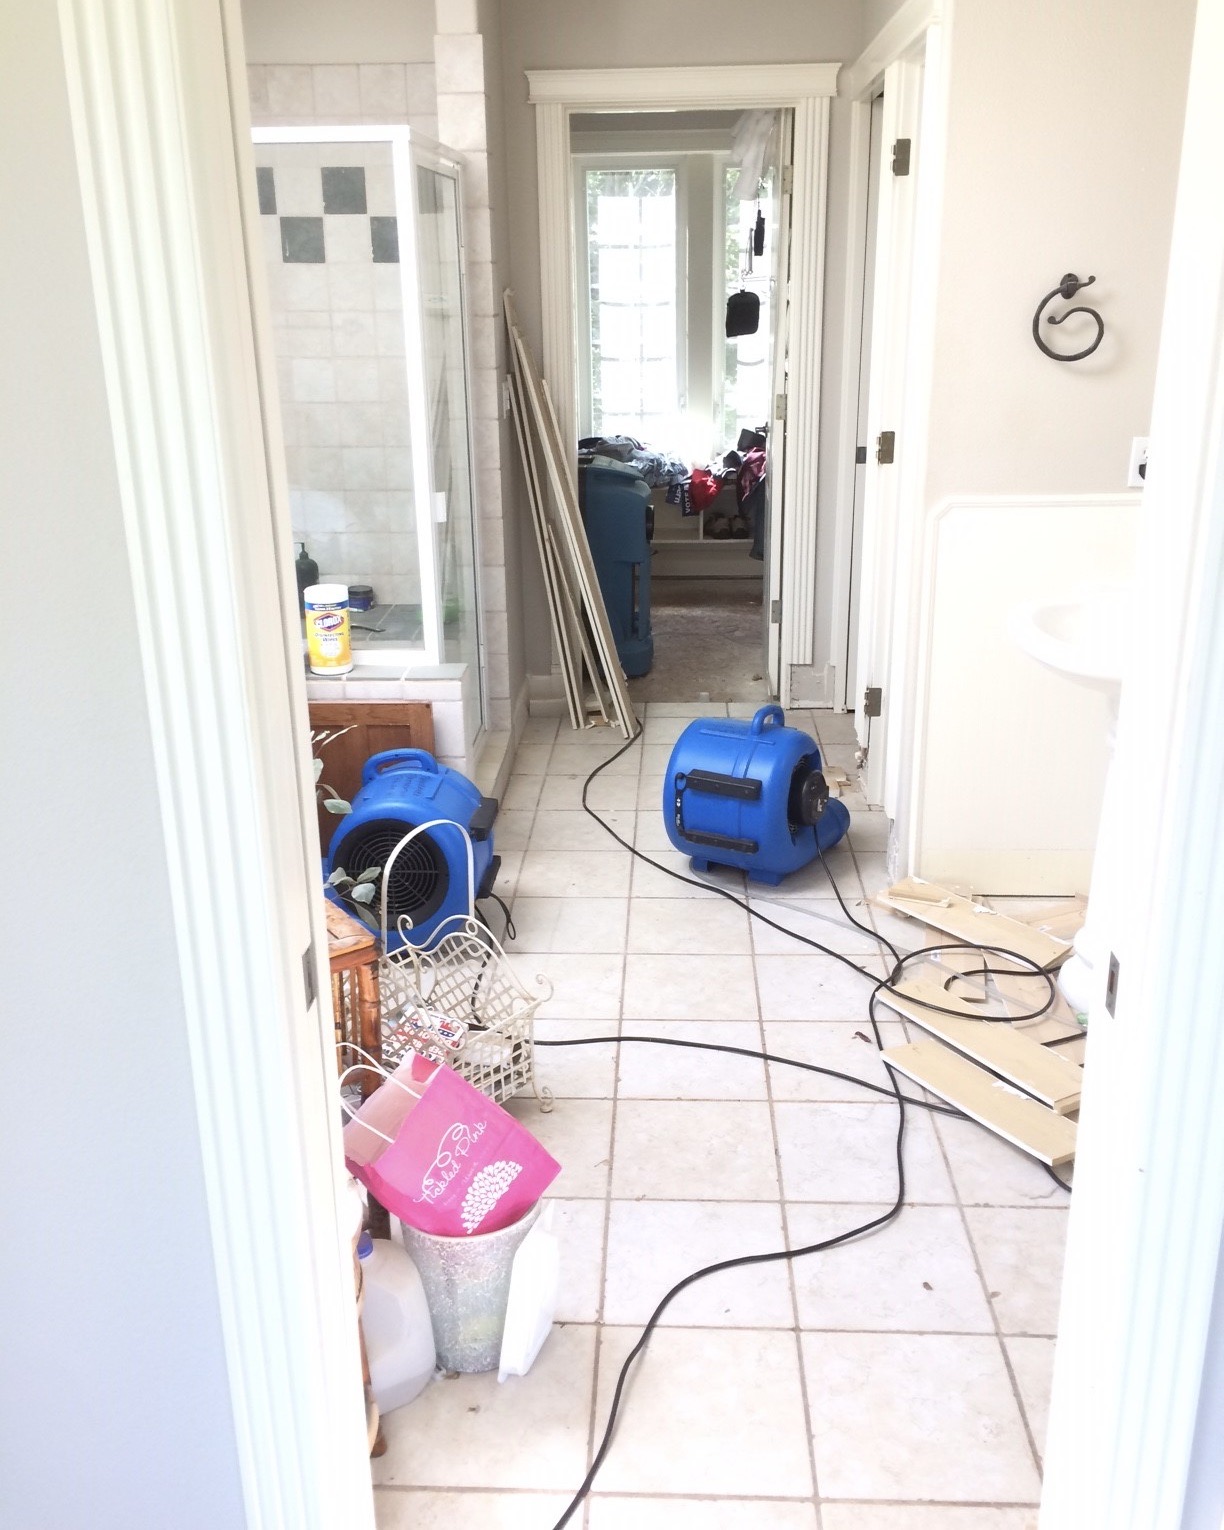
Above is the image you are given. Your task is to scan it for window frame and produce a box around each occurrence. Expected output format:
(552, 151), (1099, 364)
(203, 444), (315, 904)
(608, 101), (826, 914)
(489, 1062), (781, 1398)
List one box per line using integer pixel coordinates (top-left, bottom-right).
(573, 153), (689, 446)
(713, 152), (777, 448)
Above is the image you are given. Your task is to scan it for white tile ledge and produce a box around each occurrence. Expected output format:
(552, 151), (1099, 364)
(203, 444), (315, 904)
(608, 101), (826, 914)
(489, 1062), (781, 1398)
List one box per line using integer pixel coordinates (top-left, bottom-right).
(474, 727), (513, 800)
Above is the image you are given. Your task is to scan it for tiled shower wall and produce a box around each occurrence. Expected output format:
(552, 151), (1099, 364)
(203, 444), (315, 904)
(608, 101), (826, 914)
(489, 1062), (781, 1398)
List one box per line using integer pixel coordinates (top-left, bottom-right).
(434, 12), (518, 736)
(255, 141), (422, 606)
(249, 52), (520, 738)
(248, 63), (437, 137)
(250, 66), (439, 610)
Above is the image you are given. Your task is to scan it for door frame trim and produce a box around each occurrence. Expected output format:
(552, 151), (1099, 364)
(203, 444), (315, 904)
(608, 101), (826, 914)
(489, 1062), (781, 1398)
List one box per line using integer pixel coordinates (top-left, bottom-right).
(827, 2), (944, 729)
(825, 96), (874, 712)
(1042, 1), (1224, 1519)
(57, 1), (375, 1522)
(527, 64), (835, 707)
(830, 17), (949, 842)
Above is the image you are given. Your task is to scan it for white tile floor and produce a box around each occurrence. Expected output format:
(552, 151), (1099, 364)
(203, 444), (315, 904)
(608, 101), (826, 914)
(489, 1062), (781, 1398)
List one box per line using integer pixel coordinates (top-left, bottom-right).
(372, 704), (1068, 1529)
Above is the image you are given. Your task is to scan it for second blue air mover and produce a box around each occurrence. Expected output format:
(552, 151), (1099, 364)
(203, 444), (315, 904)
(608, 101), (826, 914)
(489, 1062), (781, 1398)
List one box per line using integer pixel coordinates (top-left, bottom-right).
(662, 705), (851, 885)
(325, 749), (498, 952)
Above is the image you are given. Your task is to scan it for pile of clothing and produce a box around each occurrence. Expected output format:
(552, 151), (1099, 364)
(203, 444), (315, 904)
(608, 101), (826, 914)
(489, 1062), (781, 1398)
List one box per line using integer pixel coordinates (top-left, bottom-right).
(577, 435), (688, 488)
(577, 427), (768, 560)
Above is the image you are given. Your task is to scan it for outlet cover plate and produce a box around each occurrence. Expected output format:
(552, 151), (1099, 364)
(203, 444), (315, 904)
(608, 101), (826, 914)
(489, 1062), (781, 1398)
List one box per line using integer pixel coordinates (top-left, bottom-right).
(1128, 437), (1149, 488)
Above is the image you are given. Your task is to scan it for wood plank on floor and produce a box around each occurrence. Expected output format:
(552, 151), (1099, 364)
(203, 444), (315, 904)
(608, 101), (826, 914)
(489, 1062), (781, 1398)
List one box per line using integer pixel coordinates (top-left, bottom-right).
(875, 877), (1073, 970)
(881, 971), (1083, 1113)
(883, 1040), (1077, 1166)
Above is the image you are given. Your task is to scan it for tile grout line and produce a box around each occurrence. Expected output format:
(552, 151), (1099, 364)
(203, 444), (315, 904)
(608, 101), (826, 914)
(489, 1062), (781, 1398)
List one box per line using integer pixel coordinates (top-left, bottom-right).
(548, 718), (597, 1530)
(930, 1104), (1049, 1482)
(750, 884), (824, 1525)
(758, 818), (876, 1529)
(581, 718), (641, 1528)
(376, 1482), (1042, 1506)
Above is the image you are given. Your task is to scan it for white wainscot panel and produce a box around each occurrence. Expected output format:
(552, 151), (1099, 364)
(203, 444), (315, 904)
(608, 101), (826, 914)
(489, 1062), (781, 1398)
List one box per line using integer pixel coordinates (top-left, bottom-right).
(911, 495), (1138, 894)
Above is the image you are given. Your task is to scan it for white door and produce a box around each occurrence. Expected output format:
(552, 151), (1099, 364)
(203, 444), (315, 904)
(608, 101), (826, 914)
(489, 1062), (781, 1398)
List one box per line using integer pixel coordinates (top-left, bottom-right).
(764, 111), (794, 697)
(852, 58), (925, 805)
(846, 93), (886, 710)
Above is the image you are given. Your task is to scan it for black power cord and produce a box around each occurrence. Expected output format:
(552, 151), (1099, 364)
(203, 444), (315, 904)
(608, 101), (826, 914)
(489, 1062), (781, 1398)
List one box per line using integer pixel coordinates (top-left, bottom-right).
(531, 717), (1072, 1528)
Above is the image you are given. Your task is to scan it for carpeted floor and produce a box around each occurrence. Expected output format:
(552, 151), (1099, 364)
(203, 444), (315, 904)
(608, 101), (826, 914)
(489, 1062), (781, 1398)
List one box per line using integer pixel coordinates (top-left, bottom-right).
(628, 576), (770, 704)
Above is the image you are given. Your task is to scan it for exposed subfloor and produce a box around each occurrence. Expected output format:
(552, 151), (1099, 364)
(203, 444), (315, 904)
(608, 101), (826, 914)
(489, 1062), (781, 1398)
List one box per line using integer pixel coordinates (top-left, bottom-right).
(372, 704), (1066, 1529)
(627, 576), (769, 705)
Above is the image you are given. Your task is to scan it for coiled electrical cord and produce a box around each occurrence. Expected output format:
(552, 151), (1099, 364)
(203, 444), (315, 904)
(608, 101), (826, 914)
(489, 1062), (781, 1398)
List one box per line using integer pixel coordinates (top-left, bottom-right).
(532, 718), (1072, 1529)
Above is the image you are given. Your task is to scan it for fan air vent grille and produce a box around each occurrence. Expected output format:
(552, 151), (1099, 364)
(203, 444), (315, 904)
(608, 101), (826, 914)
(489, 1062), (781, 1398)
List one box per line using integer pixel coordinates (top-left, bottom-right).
(333, 819), (449, 929)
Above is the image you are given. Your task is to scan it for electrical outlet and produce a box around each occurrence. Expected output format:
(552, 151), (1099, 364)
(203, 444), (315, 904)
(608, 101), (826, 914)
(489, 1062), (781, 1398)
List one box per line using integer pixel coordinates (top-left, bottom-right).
(1127, 437), (1149, 488)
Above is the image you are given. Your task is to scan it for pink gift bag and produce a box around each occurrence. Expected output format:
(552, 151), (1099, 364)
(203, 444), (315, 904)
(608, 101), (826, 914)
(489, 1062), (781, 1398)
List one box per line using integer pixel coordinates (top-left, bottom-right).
(340, 1050), (560, 1237)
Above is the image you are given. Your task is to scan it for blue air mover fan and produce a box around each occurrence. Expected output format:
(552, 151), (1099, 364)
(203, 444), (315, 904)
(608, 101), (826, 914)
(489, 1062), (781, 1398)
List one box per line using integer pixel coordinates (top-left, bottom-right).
(663, 705), (851, 885)
(326, 749), (498, 952)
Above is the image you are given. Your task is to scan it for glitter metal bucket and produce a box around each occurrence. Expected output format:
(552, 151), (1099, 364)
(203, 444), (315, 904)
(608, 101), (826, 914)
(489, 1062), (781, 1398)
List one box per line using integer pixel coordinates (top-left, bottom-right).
(401, 1200), (543, 1372)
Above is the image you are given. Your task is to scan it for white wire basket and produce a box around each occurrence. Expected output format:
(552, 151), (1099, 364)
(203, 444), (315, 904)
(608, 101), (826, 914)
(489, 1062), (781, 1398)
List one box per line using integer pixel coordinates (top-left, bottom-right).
(375, 821), (554, 1111)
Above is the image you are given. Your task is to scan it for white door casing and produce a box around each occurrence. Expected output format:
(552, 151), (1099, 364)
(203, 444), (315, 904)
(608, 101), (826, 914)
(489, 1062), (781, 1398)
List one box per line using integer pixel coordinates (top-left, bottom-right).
(852, 55), (926, 801)
(57, 1), (374, 1523)
(1041, 0), (1224, 1521)
(843, 15), (949, 857)
(822, 0), (947, 834)
(825, 93), (877, 714)
(847, 95), (886, 709)
(528, 65), (837, 708)
(764, 111), (795, 695)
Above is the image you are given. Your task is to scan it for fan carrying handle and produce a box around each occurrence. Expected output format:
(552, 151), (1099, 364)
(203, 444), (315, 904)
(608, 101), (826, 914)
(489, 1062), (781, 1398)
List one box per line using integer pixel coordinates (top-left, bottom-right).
(750, 704), (786, 735)
(380, 818), (478, 947)
(361, 748), (440, 786)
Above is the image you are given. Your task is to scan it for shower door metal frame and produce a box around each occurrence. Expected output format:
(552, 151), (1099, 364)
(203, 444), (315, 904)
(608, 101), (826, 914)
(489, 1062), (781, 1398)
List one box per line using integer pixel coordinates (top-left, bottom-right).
(253, 125), (484, 704)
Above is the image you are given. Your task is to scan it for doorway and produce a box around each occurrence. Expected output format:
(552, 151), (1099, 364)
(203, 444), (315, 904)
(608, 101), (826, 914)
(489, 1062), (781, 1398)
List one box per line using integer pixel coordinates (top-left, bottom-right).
(569, 109), (785, 703)
(528, 65), (837, 710)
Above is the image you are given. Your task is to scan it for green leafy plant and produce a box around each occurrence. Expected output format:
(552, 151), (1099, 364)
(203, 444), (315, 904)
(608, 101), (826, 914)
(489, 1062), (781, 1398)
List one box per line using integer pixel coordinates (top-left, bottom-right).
(311, 727), (355, 816)
(325, 862), (384, 931)
(312, 753), (352, 816)
(311, 726), (382, 929)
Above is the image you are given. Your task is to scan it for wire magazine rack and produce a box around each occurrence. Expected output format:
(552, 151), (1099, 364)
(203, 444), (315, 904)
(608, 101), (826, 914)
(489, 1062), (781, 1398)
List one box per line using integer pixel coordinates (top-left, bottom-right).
(376, 819), (554, 1111)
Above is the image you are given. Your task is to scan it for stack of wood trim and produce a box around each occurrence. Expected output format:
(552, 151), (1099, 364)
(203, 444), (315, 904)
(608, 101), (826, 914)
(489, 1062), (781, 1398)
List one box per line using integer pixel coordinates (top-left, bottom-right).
(874, 877), (1074, 969)
(504, 291), (637, 739)
(873, 879), (1086, 1168)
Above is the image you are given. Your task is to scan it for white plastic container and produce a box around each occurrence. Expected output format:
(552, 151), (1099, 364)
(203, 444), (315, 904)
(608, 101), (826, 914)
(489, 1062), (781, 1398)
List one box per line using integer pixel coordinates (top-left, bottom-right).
(356, 1232), (436, 1413)
(304, 582), (352, 675)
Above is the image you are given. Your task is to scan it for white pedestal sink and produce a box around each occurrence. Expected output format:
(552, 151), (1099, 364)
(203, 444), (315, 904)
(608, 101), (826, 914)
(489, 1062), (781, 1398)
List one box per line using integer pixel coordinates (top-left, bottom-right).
(1009, 584), (1130, 1015)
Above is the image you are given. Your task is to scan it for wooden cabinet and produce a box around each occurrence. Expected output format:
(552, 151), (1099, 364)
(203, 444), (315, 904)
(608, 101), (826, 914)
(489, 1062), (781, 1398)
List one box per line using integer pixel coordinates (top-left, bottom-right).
(309, 700), (435, 851)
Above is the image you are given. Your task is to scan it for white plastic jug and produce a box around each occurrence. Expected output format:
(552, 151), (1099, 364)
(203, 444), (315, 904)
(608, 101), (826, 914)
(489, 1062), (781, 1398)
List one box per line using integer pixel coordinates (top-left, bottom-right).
(357, 1232), (436, 1413)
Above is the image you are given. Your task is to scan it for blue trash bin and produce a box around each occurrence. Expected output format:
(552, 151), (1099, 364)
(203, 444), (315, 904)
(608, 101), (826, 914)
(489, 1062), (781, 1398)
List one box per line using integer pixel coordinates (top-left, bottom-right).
(581, 459), (653, 678)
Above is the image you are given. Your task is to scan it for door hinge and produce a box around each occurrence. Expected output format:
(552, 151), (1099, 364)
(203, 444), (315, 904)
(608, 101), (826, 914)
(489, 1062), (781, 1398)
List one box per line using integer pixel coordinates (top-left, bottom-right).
(863, 686), (883, 718)
(892, 138), (912, 176)
(770, 599), (782, 624)
(876, 430), (896, 465)
(781, 164), (794, 195)
(302, 943), (317, 1009)
(774, 393), (787, 422)
(855, 445), (868, 465)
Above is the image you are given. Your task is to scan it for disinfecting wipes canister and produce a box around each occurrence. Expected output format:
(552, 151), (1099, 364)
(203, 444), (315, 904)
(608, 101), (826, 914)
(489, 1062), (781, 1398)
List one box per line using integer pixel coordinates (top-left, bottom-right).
(304, 583), (353, 675)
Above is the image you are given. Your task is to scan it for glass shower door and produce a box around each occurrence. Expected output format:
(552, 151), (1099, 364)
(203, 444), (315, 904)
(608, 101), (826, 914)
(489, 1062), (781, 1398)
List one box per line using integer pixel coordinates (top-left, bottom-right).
(403, 148), (483, 693)
(250, 126), (484, 728)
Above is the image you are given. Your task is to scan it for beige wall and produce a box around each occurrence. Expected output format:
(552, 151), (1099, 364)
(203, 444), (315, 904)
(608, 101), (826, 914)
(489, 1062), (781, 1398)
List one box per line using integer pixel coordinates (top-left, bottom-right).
(496, 0), (863, 680)
(906, 0), (1196, 890)
(924, 0), (1196, 502)
(241, 0), (435, 63)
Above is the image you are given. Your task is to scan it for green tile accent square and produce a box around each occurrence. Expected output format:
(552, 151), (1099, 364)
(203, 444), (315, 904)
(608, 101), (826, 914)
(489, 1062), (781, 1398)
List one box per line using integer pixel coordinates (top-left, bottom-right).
(280, 216), (325, 263)
(321, 166), (367, 214)
(370, 216), (400, 263)
(256, 166), (276, 215)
